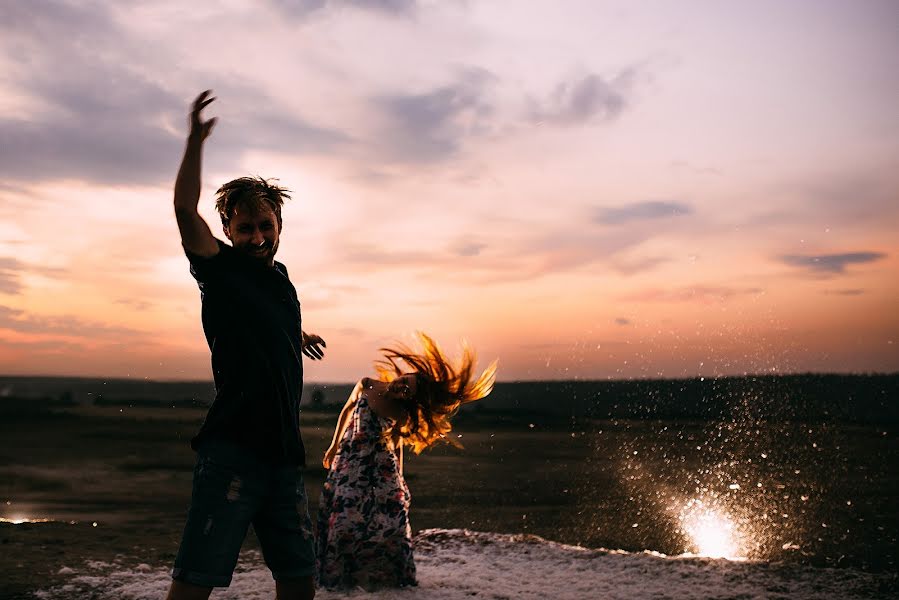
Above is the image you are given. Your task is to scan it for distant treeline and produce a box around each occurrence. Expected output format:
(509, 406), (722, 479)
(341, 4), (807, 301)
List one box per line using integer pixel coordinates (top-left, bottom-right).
(481, 374), (899, 424)
(0, 374), (896, 423)
(0, 376), (217, 408)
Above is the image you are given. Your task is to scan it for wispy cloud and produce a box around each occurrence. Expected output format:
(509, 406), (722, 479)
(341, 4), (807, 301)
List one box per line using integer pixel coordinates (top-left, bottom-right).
(113, 298), (154, 312)
(451, 239), (487, 257)
(624, 286), (764, 304)
(1, 76), (350, 186)
(530, 71), (634, 126)
(0, 1), (181, 184)
(780, 252), (886, 275)
(609, 256), (670, 276)
(0, 258), (24, 295)
(206, 87), (352, 166)
(0, 258), (67, 296)
(0, 84), (183, 185)
(595, 201), (692, 225)
(0, 2), (351, 185)
(371, 68), (496, 163)
(0, 336), (87, 353)
(0, 305), (142, 339)
(269, 0), (418, 19)
(325, 219), (661, 286)
(0, 0), (108, 40)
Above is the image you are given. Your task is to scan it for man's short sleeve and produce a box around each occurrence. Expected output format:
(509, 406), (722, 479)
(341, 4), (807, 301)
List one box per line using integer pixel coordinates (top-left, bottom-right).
(185, 239), (230, 283)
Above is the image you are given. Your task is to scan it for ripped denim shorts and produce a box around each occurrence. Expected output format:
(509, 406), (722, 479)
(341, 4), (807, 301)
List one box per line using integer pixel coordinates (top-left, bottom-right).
(171, 441), (316, 587)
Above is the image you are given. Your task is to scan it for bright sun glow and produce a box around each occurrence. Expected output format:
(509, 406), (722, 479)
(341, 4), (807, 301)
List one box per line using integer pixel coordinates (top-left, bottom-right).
(678, 499), (744, 560)
(0, 515), (54, 524)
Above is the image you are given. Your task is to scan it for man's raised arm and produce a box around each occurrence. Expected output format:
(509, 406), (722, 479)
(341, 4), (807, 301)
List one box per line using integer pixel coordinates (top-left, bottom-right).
(174, 90), (219, 258)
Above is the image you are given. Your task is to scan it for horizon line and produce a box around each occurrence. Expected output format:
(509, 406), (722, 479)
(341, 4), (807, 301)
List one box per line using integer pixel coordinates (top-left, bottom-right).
(2, 370), (897, 386)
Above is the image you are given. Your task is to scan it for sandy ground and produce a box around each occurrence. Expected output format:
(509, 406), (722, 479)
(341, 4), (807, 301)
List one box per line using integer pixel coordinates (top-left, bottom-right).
(2, 401), (897, 599)
(30, 529), (898, 600)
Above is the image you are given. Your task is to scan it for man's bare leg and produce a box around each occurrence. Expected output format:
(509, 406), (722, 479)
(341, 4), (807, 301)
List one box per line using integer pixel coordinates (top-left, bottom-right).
(165, 580), (213, 600)
(275, 575), (315, 600)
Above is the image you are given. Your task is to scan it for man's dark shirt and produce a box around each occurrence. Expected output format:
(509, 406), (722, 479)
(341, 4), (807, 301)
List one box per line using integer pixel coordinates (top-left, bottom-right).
(185, 239), (305, 466)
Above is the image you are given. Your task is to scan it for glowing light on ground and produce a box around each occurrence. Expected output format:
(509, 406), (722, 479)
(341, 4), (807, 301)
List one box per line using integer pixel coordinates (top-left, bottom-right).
(0, 515), (55, 524)
(677, 499), (746, 560)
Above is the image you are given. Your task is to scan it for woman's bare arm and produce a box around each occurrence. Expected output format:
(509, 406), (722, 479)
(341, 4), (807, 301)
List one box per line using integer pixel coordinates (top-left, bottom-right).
(323, 381), (363, 469)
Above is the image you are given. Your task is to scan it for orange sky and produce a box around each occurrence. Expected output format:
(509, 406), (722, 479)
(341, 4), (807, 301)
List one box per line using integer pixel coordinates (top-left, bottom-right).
(1, 1), (897, 381)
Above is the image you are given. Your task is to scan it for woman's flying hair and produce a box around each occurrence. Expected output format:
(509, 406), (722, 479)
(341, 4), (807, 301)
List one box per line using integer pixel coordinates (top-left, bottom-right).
(214, 176), (291, 227)
(375, 332), (497, 454)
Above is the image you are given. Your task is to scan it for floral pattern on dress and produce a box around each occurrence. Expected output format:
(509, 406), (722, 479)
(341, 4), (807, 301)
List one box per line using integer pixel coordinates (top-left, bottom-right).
(316, 396), (416, 590)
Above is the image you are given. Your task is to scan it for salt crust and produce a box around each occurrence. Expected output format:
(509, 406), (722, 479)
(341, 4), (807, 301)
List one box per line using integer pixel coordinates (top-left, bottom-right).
(36, 528), (890, 600)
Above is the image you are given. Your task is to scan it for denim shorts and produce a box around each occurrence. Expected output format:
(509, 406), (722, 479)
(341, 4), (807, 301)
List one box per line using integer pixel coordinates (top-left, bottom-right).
(171, 441), (316, 587)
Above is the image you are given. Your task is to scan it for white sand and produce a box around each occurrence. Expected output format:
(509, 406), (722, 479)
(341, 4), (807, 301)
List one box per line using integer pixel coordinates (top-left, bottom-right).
(36, 529), (890, 599)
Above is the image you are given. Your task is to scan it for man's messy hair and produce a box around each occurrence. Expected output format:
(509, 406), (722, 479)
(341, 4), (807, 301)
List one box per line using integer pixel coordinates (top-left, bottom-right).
(214, 176), (291, 227)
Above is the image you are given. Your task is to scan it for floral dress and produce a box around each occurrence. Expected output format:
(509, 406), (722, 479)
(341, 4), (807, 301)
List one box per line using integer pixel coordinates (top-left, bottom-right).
(316, 396), (416, 589)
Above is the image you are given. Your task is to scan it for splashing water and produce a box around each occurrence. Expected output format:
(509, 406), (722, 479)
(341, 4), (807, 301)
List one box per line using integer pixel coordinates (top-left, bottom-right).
(678, 499), (745, 560)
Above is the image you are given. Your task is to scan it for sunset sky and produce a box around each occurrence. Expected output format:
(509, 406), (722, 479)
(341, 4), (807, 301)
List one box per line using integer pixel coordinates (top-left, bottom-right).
(1, 0), (897, 382)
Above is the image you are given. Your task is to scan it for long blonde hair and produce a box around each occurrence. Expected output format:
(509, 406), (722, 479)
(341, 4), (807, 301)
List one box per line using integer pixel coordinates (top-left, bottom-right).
(375, 332), (497, 454)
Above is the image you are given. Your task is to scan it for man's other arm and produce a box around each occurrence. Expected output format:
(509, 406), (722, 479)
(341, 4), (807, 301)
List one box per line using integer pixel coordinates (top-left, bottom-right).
(174, 90), (219, 258)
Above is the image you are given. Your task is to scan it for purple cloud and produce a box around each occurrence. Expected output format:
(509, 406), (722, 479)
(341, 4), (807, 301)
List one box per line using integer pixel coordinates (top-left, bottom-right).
(780, 252), (886, 274)
(595, 201), (692, 225)
(530, 71), (633, 126)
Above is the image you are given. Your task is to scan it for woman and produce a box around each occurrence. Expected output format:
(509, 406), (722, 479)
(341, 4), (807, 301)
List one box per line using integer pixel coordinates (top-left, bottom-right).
(316, 332), (496, 590)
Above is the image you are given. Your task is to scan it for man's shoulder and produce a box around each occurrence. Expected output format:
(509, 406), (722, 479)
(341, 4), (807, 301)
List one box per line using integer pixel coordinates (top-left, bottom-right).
(186, 239), (237, 284)
(185, 238), (231, 263)
(274, 260), (290, 279)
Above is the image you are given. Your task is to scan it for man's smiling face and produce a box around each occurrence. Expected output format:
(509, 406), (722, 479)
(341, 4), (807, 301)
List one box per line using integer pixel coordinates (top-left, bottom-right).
(224, 206), (280, 266)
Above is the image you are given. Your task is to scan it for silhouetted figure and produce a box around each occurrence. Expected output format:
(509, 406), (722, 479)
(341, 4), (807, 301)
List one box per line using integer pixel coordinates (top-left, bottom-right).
(166, 91), (325, 600)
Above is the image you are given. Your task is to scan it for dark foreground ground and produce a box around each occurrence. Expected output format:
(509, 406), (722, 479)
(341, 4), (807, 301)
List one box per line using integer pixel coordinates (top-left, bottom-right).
(1, 400), (897, 599)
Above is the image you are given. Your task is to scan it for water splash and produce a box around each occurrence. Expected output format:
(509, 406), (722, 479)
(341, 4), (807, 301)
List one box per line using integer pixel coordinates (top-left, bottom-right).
(677, 499), (745, 559)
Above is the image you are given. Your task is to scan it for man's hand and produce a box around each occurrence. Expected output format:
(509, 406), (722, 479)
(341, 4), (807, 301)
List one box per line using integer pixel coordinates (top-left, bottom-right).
(189, 90), (217, 141)
(302, 331), (327, 360)
(174, 91), (219, 258)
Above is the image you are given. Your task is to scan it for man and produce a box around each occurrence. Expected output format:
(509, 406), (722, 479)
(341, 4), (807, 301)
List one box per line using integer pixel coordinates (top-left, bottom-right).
(166, 91), (323, 600)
